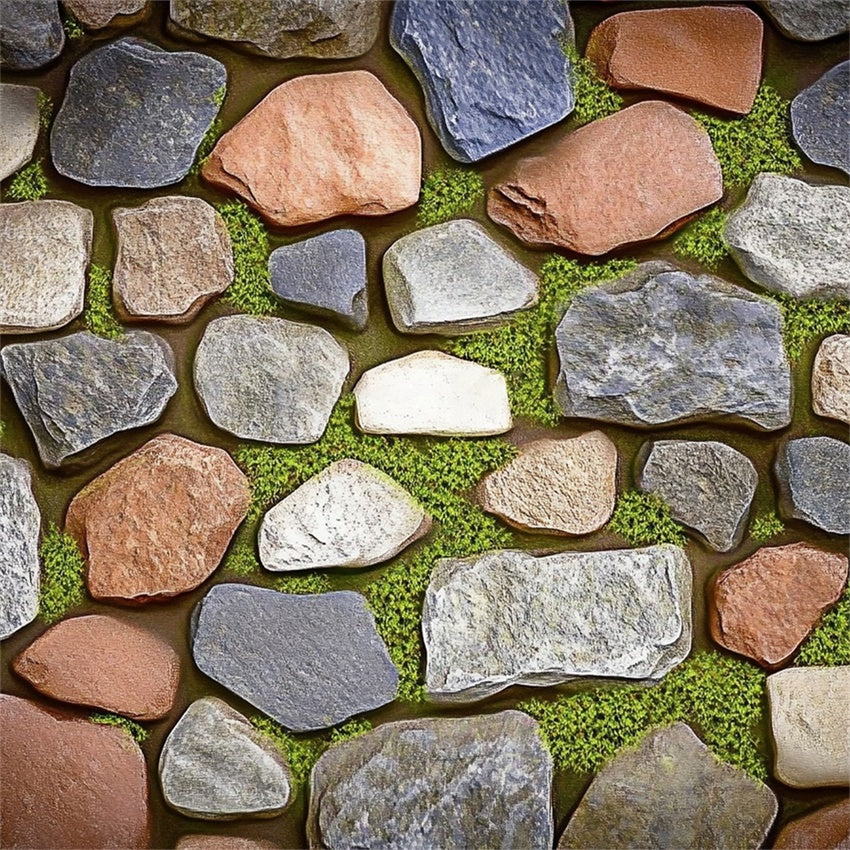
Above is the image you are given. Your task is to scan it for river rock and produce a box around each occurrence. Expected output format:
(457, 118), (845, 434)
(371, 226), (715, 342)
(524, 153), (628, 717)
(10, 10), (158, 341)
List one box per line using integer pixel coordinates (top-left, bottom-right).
(763, 0), (849, 41)
(51, 37), (226, 188)
(177, 838), (278, 850)
(0, 84), (40, 180)
(774, 799), (850, 849)
(259, 459), (430, 572)
(792, 62), (849, 174)
(202, 71), (420, 228)
(307, 711), (553, 850)
(194, 315), (349, 444)
(66, 434), (250, 603)
(64, 0), (148, 28)
(0, 0), (64, 70)
(813, 335), (850, 424)
(192, 584), (398, 732)
(383, 219), (539, 335)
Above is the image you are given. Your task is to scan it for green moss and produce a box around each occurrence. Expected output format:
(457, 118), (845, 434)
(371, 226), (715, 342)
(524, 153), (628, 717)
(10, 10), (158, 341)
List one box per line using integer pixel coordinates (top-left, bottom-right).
(83, 265), (124, 339)
(796, 582), (850, 667)
(90, 713), (149, 743)
(38, 524), (86, 623)
(672, 208), (729, 271)
(416, 168), (484, 228)
(565, 47), (623, 126)
(5, 161), (48, 201)
(37, 91), (53, 130)
(190, 86), (226, 175)
(608, 491), (687, 548)
(274, 573), (332, 595)
(0, 420), (5, 440)
(749, 511), (785, 544)
(772, 295), (850, 362)
(62, 15), (85, 39)
(222, 528), (261, 576)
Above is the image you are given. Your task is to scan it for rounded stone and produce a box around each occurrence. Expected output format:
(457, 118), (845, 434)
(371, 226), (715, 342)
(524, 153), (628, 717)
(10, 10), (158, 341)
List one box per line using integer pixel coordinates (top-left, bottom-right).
(0, 84), (40, 180)
(63, 0), (148, 28)
(762, 0), (849, 41)
(176, 838), (278, 850)
(812, 335), (850, 425)
(774, 799), (850, 849)
(792, 62), (849, 175)
(0, 0), (64, 70)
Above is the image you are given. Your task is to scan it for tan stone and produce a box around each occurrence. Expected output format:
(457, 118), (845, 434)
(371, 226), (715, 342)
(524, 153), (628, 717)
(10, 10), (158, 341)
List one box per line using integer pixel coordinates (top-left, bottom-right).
(176, 839), (278, 850)
(774, 799), (850, 849)
(64, 0), (148, 28)
(813, 334), (850, 425)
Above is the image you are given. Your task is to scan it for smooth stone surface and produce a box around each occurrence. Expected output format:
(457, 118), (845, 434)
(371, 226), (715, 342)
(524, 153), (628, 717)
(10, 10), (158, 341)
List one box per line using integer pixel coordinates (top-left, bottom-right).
(0, 84), (40, 180)
(383, 219), (539, 335)
(64, 0), (148, 28)
(0, 0), (64, 69)
(192, 584), (399, 732)
(177, 838), (279, 850)
(423, 545), (692, 702)
(51, 37), (226, 188)
(763, 0), (849, 41)
(555, 262), (792, 431)
(813, 335), (850, 424)
(792, 62), (849, 174)
(774, 799), (850, 849)
(259, 459), (431, 572)
(308, 711), (553, 850)
(194, 315), (349, 444)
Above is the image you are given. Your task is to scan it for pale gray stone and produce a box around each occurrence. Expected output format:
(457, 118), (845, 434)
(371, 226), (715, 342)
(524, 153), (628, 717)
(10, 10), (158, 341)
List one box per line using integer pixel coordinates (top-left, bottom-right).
(812, 334), (850, 424)
(0, 0), (64, 70)
(763, 0), (849, 41)
(792, 61), (849, 175)
(0, 84), (40, 181)
(63, 0), (148, 29)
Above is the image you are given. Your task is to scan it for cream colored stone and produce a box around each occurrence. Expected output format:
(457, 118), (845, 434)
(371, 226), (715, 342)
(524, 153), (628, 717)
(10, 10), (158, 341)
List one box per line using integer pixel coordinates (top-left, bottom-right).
(812, 334), (850, 424)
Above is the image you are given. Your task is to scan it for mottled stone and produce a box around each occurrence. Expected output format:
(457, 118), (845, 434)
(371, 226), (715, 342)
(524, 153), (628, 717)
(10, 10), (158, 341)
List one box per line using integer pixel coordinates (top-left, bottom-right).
(177, 838), (278, 850)
(774, 799), (850, 849)
(792, 62), (849, 174)
(763, 0), (849, 41)
(0, 84), (40, 180)
(813, 335), (850, 424)
(64, 0), (148, 28)
(0, 0), (64, 70)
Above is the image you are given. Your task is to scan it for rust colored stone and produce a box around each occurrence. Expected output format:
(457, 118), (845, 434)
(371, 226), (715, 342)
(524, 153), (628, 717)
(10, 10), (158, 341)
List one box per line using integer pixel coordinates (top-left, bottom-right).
(176, 838), (278, 850)
(774, 799), (850, 849)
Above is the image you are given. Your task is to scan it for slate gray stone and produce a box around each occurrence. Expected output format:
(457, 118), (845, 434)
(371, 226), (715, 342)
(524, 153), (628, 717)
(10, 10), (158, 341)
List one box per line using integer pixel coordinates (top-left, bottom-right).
(792, 62), (849, 175)
(763, 0), (849, 41)
(50, 37), (226, 188)
(0, 331), (177, 468)
(192, 584), (398, 732)
(390, 0), (574, 162)
(0, 84), (40, 181)
(307, 711), (554, 850)
(0, 0), (64, 70)
(554, 262), (792, 431)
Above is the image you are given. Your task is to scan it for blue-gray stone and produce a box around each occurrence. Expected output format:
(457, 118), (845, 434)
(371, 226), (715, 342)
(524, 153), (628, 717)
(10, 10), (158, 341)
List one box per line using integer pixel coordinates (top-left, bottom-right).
(791, 61), (849, 175)
(390, 0), (574, 163)
(0, 0), (64, 70)
(763, 0), (849, 41)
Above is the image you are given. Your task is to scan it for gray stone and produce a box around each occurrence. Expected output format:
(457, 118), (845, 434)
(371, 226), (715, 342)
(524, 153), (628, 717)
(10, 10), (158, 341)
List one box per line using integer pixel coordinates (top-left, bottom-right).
(0, 331), (177, 468)
(763, 0), (849, 41)
(193, 315), (348, 444)
(192, 584), (398, 732)
(51, 37), (226, 188)
(383, 219), (539, 335)
(558, 723), (778, 850)
(423, 545), (692, 702)
(554, 262), (792, 431)
(0, 84), (40, 181)
(792, 62), (849, 175)
(307, 711), (553, 850)
(63, 0), (148, 29)
(0, 0), (64, 70)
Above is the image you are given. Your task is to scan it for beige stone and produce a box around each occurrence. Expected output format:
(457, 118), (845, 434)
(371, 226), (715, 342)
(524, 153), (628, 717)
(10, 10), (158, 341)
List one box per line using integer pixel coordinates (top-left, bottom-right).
(813, 334), (850, 424)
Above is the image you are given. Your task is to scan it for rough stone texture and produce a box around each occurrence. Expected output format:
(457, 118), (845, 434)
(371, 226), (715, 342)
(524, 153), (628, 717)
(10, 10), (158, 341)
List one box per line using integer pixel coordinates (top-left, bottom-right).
(177, 838), (278, 850)
(66, 434), (250, 604)
(64, 0), (148, 28)
(0, 695), (150, 849)
(13, 614), (180, 719)
(0, 84), (40, 180)
(0, 0), (64, 70)
(159, 697), (292, 820)
(488, 100), (722, 255)
(259, 459), (431, 572)
(194, 315), (349, 444)
(724, 174), (850, 300)
(51, 37), (226, 188)
(792, 62), (849, 174)
(763, 0), (849, 41)
(813, 335), (850, 424)
(479, 433), (617, 536)
(774, 799), (850, 849)
(555, 263), (792, 431)
(767, 667), (850, 788)
(383, 219), (539, 335)
(424, 545), (692, 702)
(0, 200), (92, 335)
(308, 711), (553, 850)
(202, 71), (420, 228)
(113, 196), (233, 324)
(709, 543), (849, 668)
(192, 584), (398, 732)
(558, 723), (778, 850)
(390, 0), (573, 163)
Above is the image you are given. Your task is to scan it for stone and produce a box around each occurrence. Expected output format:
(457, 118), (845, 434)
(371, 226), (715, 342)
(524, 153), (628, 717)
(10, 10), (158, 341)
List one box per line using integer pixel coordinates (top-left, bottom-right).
(383, 219), (539, 335)
(269, 230), (367, 330)
(390, 0), (573, 162)
(792, 62), (850, 174)
(724, 174), (850, 301)
(555, 262), (792, 431)
(638, 440), (757, 552)
(0, 84), (40, 180)
(159, 697), (292, 820)
(66, 434), (250, 603)
(259, 459), (431, 572)
(64, 0), (148, 28)
(354, 351), (512, 437)
(0, 0), (64, 70)
(194, 315), (349, 444)
(51, 37), (226, 188)
(423, 545), (692, 702)
(774, 799), (850, 849)
(202, 70), (420, 228)
(557, 723), (778, 850)
(813, 335), (850, 424)
(113, 196), (234, 324)
(307, 711), (553, 850)
(488, 100), (722, 255)
(763, 0), (849, 41)
(177, 839), (278, 850)
(13, 614), (180, 719)
(767, 666), (850, 788)
(479, 432), (617, 536)
(709, 543), (849, 668)
(0, 695), (149, 849)
(0, 200), (92, 335)
(192, 584), (398, 732)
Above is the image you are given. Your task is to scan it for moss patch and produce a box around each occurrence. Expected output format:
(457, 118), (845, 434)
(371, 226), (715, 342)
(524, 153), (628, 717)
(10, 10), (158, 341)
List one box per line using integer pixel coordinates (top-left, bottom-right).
(62, 13), (85, 39)
(749, 511), (785, 544)
(274, 573), (333, 595)
(565, 47), (623, 126)
(90, 713), (149, 743)
(672, 208), (729, 271)
(38, 524), (86, 624)
(416, 168), (484, 228)
(5, 161), (48, 201)
(796, 582), (850, 667)
(607, 491), (687, 548)
(773, 295), (850, 362)
(37, 92), (53, 130)
(190, 86), (226, 175)
(83, 265), (123, 339)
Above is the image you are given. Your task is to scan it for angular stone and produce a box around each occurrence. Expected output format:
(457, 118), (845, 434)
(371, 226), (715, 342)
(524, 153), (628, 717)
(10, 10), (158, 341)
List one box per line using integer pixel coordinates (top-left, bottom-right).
(813, 335), (850, 424)
(0, 84), (40, 180)
(424, 545), (692, 702)
(192, 584), (398, 732)
(558, 723), (778, 850)
(66, 434), (250, 603)
(202, 71), (420, 228)
(555, 262), (792, 431)
(763, 0), (849, 41)
(51, 37), (226, 188)
(194, 315), (349, 444)
(13, 614), (180, 719)
(308, 711), (553, 850)
(383, 219), (539, 335)
(0, 0), (64, 70)
(259, 459), (431, 572)
(792, 62), (849, 174)
(488, 100), (722, 255)
(774, 799), (850, 849)
(177, 838), (278, 850)
(64, 0), (148, 28)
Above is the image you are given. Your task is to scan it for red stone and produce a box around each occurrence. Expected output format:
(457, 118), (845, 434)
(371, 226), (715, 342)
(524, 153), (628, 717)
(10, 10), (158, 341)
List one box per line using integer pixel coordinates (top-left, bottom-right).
(774, 799), (850, 849)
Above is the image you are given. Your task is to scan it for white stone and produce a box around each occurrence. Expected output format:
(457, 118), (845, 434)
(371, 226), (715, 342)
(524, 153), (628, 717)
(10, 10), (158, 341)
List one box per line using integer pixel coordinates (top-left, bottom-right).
(0, 84), (40, 181)
(812, 334), (850, 425)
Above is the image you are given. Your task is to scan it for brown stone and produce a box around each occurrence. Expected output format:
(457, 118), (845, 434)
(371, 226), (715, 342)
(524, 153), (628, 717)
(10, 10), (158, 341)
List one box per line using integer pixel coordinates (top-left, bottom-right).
(13, 614), (180, 720)
(0, 695), (149, 849)
(709, 542), (848, 668)
(774, 799), (850, 850)
(202, 70), (421, 228)
(487, 100), (722, 255)
(64, 0), (148, 29)
(66, 434), (250, 604)
(176, 838), (278, 850)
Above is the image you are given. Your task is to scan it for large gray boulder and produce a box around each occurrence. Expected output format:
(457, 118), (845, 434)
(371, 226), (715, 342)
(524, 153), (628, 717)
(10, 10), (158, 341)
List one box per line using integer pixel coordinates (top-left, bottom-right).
(762, 0), (849, 41)
(0, 84), (40, 181)
(791, 62), (849, 175)
(0, 0), (64, 70)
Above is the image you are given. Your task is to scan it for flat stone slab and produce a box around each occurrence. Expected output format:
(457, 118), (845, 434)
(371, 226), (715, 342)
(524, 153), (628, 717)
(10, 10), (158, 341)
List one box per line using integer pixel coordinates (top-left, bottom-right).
(0, 84), (40, 180)
(792, 61), (849, 175)
(774, 799), (850, 849)
(763, 0), (849, 41)
(65, 0), (148, 28)
(813, 335), (850, 424)
(308, 711), (554, 850)
(0, 0), (64, 70)
(177, 838), (278, 850)
(423, 545), (692, 702)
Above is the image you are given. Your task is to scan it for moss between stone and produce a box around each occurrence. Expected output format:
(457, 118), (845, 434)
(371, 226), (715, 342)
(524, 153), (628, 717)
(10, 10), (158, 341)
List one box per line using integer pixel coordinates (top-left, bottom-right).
(416, 168), (484, 228)
(796, 583), (850, 667)
(564, 47), (623, 126)
(772, 295), (850, 362)
(190, 85), (226, 176)
(749, 510), (785, 544)
(37, 92), (53, 130)
(89, 712), (149, 743)
(273, 573), (333, 595)
(672, 208), (730, 271)
(607, 491), (687, 548)
(62, 14), (85, 40)
(5, 161), (48, 201)
(38, 524), (86, 624)
(83, 265), (124, 339)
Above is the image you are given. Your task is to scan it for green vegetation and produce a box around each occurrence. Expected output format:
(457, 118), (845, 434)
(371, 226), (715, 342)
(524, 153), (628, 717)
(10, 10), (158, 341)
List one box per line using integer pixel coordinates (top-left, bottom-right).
(0, 420), (5, 440)
(90, 713), (149, 743)
(772, 295), (850, 362)
(62, 15), (85, 39)
(274, 573), (332, 595)
(796, 583), (850, 667)
(672, 208), (729, 270)
(416, 168), (484, 228)
(38, 524), (86, 624)
(37, 92), (53, 130)
(190, 86), (226, 175)
(84, 265), (123, 339)
(608, 491), (687, 548)
(749, 510), (785, 544)
(565, 47), (623, 126)
(5, 161), (48, 201)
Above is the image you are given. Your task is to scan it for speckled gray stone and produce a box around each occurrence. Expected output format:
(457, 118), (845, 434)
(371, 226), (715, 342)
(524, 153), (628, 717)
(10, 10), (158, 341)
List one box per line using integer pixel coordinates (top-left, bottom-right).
(792, 62), (849, 175)
(763, 0), (849, 41)
(0, 84), (40, 181)
(0, 0), (64, 70)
